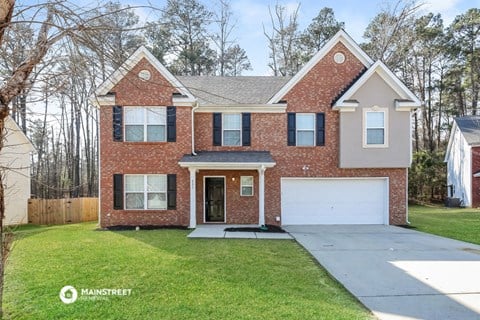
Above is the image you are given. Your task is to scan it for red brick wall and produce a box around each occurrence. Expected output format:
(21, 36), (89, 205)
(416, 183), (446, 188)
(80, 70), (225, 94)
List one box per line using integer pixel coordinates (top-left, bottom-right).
(471, 147), (480, 207)
(99, 58), (191, 227)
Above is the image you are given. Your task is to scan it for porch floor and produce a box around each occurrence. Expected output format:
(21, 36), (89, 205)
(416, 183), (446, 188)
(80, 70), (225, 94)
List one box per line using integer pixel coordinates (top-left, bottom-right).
(187, 224), (293, 239)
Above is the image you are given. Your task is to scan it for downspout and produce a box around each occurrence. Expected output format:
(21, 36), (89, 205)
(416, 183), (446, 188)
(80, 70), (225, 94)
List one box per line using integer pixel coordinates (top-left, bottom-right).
(406, 169), (410, 224)
(191, 100), (199, 155)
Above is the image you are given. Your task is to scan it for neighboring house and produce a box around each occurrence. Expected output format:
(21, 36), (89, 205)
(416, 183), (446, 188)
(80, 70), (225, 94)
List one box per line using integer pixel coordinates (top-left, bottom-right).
(445, 116), (480, 207)
(93, 30), (421, 228)
(0, 117), (34, 225)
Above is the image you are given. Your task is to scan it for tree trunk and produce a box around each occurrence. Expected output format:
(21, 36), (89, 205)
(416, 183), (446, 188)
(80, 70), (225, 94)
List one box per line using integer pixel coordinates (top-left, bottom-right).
(19, 92), (26, 134)
(414, 111), (419, 152)
(437, 69), (444, 149)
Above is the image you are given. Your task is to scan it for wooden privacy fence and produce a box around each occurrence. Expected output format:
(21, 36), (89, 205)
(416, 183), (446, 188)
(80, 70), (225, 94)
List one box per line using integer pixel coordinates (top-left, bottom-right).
(28, 198), (98, 225)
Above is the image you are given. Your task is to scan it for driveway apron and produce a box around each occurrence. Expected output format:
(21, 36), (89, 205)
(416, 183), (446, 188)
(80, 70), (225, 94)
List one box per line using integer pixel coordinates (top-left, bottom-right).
(285, 225), (480, 320)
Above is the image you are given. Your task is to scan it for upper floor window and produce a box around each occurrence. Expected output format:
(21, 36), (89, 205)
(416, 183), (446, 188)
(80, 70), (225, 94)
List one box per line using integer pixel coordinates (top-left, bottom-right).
(213, 113), (251, 147)
(223, 114), (242, 146)
(364, 108), (388, 147)
(296, 113), (316, 146)
(287, 112), (325, 147)
(124, 107), (166, 142)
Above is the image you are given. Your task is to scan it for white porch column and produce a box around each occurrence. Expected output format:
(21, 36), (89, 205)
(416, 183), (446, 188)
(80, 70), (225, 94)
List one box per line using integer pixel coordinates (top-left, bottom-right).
(188, 168), (197, 228)
(258, 165), (266, 226)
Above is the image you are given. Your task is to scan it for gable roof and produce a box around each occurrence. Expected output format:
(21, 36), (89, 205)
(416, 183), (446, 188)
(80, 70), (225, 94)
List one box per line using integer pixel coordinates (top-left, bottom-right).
(267, 29), (374, 104)
(95, 46), (195, 101)
(333, 61), (421, 110)
(454, 116), (480, 145)
(177, 76), (291, 105)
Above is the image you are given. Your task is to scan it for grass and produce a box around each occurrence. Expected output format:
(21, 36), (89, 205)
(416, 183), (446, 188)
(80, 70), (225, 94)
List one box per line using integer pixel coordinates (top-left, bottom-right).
(409, 205), (480, 245)
(4, 223), (372, 320)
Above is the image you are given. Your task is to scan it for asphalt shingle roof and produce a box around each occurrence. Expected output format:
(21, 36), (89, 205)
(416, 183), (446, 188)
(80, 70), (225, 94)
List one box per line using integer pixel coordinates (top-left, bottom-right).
(455, 116), (480, 145)
(177, 76), (291, 105)
(179, 151), (275, 164)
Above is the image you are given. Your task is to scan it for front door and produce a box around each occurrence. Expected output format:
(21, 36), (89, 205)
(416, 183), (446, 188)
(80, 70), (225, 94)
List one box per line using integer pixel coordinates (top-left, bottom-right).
(205, 177), (225, 222)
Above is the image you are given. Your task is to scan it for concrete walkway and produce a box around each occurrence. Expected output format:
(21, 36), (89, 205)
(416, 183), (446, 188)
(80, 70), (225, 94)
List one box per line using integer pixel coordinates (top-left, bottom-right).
(188, 224), (292, 239)
(284, 225), (480, 320)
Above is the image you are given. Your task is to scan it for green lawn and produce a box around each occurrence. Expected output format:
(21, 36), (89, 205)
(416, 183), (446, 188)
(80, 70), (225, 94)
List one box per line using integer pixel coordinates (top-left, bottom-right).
(409, 205), (480, 245)
(4, 223), (372, 320)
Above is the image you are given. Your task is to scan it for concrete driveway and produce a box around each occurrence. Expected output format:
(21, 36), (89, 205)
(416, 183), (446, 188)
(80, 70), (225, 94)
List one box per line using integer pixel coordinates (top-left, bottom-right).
(284, 225), (480, 320)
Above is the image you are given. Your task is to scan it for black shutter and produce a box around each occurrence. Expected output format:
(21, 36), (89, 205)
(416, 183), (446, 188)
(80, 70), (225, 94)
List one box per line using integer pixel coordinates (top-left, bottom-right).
(242, 113), (251, 146)
(167, 174), (177, 210)
(316, 113), (325, 146)
(213, 113), (222, 146)
(113, 106), (123, 141)
(167, 106), (176, 142)
(113, 174), (123, 210)
(287, 113), (296, 146)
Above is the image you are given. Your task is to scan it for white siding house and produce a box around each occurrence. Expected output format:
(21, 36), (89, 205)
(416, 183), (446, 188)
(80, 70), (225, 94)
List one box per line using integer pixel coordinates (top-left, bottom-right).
(0, 117), (34, 225)
(445, 116), (480, 207)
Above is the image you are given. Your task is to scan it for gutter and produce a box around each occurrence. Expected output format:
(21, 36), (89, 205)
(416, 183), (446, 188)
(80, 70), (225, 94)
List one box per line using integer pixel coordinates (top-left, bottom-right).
(191, 101), (199, 155)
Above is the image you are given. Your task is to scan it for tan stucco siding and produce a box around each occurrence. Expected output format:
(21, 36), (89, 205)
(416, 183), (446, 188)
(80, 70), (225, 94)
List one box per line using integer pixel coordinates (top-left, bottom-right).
(339, 73), (411, 168)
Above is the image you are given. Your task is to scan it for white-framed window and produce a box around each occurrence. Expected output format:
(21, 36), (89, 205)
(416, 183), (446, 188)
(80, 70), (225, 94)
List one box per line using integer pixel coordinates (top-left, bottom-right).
(223, 113), (241, 146)
(240, 176), (254, 196)
(296, 113), (315, 146)
(124, 107), (166, 142)
(125, 174), (167, 210)
(363, 107), (388, 148)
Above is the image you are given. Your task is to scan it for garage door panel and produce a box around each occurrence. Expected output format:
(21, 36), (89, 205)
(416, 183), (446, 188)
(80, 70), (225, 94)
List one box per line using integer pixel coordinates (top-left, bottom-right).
(281, 178), (387, 225)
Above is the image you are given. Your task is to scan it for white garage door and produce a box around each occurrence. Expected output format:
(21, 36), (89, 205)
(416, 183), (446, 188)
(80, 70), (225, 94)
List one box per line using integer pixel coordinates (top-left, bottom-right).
(281, 178), (388, 225)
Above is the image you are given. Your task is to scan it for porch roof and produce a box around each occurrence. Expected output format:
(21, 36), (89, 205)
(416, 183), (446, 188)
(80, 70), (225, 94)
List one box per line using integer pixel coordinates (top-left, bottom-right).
(178, 151), (276, 170)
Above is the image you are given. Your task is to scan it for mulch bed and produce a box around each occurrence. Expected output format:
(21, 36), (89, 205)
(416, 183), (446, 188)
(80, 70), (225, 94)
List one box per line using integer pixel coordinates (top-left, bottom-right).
(101, 225), (188, 231)
(224, 224), (286, 233)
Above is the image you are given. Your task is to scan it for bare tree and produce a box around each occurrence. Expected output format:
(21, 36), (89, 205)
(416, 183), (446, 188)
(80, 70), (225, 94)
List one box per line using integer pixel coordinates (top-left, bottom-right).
(362, 0), (421, 69)
(0, 1), (155, 314)
(263, 3), (302, 76)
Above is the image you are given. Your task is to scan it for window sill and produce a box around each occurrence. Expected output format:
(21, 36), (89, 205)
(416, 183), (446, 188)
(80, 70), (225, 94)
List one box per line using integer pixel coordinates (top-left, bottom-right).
(291, 145), (322, 148)
(362, 144), (389, 149)
(122, 209), (171, 211)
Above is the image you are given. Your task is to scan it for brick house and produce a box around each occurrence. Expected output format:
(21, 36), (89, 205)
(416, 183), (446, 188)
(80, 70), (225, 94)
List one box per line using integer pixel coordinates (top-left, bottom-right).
(93, 30), (421, 228)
